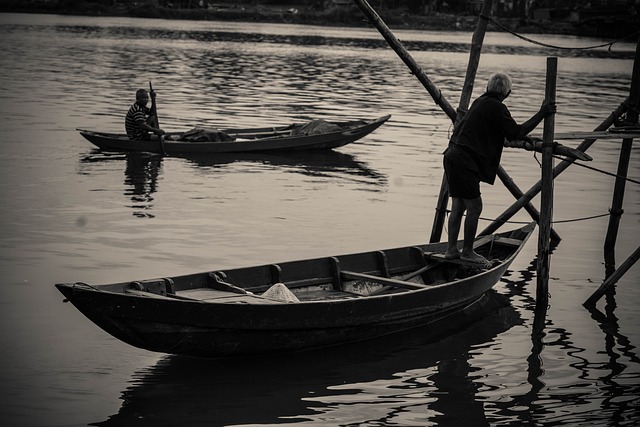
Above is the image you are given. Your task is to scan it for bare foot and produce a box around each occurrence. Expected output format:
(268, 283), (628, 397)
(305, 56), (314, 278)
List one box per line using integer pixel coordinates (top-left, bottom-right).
(444, 250), (461, 260)
(460, 251), (491, 266)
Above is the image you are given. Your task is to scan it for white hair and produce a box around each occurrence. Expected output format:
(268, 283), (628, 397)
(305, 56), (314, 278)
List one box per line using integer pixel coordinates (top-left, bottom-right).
(487, 73), (512, 96)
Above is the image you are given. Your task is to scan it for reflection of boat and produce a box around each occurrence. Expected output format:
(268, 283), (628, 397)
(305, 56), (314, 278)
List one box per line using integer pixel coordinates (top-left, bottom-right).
(182, 149), (388, 186)
(56, 223), (535, 358)
(92, 291), (522, 426)
(78, 115), (390, 154)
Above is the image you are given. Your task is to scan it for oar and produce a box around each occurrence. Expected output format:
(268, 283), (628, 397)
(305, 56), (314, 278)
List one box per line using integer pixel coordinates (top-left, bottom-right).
(149, 81), (166, 155)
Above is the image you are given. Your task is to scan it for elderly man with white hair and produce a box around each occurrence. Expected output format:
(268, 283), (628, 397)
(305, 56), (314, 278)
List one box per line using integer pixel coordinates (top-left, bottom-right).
(442, 73), (556, 265)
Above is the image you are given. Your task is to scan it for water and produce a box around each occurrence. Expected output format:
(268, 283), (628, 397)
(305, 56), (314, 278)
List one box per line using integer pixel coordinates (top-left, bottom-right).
(0, 12), (639, 426)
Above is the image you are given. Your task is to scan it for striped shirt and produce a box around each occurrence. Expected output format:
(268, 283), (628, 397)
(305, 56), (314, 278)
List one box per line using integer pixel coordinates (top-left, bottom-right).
(125, 103), (151, 140)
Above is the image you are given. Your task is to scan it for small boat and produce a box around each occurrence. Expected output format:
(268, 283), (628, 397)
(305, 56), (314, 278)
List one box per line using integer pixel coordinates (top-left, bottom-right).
(55, 223), (535, 358)
(78, 115), (390, 154)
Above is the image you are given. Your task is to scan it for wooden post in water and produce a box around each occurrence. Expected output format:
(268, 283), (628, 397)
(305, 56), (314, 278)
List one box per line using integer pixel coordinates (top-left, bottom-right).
(535, 57), (557, 311)
(429, 0), (493, 243)
(585, 36), (640, 307)
(603, 36), (640, 267)
(584, 246), (640, 307)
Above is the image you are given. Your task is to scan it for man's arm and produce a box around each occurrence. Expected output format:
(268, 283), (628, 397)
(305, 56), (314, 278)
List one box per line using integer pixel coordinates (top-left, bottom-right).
(518, 100), (556, 137)
(138, 121), (165, 136)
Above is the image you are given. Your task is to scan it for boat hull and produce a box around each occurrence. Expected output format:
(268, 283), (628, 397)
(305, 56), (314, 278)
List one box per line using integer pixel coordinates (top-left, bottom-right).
(79, 115), (390, 154)
(56, 223), (535, 357)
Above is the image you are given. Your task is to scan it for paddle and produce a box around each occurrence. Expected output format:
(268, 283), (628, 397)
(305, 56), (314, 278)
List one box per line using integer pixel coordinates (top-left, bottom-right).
(149, 81), (166, 155)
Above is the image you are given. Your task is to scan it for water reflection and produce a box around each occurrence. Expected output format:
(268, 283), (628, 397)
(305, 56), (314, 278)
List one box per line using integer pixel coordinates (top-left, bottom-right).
(496, 258), (640, 425)
(91, 291), (519, 427)
(182, 150), (387, 188)
(79, 149), (388, 218)
(124, 153), (162, 218)
(79, 151), (163, 218)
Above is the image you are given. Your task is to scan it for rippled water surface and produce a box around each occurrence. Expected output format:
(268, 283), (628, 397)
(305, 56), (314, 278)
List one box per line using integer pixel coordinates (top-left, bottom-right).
(0, 13), (639, 426)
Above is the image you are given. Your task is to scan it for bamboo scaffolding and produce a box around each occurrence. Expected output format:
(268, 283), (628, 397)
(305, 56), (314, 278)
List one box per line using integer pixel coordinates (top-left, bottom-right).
(584, 37), (640, 306)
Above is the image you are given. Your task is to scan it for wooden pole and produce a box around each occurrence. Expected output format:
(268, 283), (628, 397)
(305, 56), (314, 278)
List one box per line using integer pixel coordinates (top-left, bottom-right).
(352, 0), (456, 121)
(603, 36), (640, 265)
(585, 36), (640, 307)
(455, 0), (493, 123)
(584, 246), (640, 307)
(429, 0), (493, 243)
(478, 99), (629, 237)
(536, 57), (557, 308)
(149, 81), (166, 155)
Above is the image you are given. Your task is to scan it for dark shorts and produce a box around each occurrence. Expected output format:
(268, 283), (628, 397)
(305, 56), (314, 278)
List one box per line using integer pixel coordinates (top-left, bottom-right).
(443, 156), (481, 199)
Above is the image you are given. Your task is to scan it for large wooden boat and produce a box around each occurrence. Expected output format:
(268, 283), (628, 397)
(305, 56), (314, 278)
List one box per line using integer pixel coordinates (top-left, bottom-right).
(78, 115), (390, 154)
(55, 223), (535, 358)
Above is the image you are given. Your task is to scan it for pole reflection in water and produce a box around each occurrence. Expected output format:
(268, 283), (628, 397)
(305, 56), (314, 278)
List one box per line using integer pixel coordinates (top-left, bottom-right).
(495, 258), (640, 425)
(586, 291), (640, 422)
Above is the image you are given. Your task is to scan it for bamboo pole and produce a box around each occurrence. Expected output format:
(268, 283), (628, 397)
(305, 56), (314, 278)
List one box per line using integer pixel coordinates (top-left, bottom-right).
(429, 0), (494, 243)
(603, 37), (640, 264)
(584, 246), (640, 307)
(478, 99), (629, 237)
(536, 57), (557, 307)
(455, 0), (493, 123)
(352, 0), (456, 120)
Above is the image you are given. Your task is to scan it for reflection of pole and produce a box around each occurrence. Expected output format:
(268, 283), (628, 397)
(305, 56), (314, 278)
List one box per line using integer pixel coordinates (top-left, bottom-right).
(429, 0), (493, 243)
(603, 37), (640, 267)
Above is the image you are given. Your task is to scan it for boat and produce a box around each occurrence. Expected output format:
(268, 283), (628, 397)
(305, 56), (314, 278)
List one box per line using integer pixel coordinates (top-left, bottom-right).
(55, 222), (535, 358)
(78, 115), (390, 154)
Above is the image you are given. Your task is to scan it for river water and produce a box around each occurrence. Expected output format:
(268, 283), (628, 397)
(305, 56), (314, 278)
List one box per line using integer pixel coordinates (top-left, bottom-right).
(0, 12), (638, 427)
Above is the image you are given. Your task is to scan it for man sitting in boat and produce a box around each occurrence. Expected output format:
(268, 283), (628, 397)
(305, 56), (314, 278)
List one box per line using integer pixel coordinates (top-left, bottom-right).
(125, 88), (165, 140)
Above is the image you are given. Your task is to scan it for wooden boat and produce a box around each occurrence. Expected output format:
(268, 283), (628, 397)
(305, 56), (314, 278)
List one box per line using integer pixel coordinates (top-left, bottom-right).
(55, 222), (535, 358)
(78, 115), (390, 154)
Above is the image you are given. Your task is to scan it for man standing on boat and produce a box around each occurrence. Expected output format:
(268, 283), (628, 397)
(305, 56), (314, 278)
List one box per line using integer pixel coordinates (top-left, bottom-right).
(125, 88), (165, 140)
(443, 73), (555, 265)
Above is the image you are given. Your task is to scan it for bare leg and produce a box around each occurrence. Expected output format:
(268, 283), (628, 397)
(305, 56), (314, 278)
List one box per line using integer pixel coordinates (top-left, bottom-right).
(461, 196), (490, 264)
(445, 197), (465, 258)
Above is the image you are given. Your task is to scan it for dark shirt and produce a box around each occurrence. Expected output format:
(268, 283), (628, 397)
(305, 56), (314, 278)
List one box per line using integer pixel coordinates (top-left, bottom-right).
(444, 91), (522, 184)
(125, 103), (151, 140)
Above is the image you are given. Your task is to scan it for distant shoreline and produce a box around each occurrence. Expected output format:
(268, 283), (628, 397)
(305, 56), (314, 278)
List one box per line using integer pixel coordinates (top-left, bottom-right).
(0, 4), (590, 37)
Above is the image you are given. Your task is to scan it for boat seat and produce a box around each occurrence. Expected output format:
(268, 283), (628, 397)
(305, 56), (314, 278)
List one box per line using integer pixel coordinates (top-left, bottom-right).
(125, 278), (175, 296)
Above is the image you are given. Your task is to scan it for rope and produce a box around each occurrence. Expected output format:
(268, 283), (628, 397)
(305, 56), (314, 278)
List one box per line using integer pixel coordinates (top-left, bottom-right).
(485, 15), (640, 51)
(435, 208), (612, 225)
(550, 155), (640, 185)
